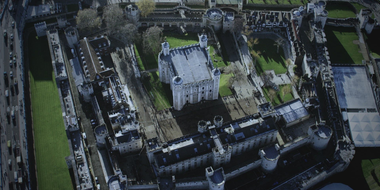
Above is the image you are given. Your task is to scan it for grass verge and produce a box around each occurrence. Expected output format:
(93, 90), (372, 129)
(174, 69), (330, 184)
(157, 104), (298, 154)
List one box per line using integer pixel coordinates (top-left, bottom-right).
(28, 33), (72, 190)
(219, 73), (234, 97)
(324, 26), (363, 64)
(142, 72), (172, 111)
(263, 84), (293, 106)
(250, 38), (287, 75)
(326, 2), (356, 18)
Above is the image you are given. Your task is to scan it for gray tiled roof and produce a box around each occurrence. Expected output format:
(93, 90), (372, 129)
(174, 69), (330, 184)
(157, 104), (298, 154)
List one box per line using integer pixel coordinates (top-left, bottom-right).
(161, 45), (213, 85)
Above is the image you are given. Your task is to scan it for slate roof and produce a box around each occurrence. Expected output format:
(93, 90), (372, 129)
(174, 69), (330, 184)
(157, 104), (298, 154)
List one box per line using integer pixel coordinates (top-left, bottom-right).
(160, 45), (213, 85)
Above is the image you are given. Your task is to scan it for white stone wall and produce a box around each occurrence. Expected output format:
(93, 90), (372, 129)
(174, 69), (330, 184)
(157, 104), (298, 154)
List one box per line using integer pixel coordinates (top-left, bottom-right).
(118, 138), (143, 155)
(157, 153), (212, 176)
(172, 79), (218, 110)
(231, 130), (278, 156)
(212, 145), (232, 168)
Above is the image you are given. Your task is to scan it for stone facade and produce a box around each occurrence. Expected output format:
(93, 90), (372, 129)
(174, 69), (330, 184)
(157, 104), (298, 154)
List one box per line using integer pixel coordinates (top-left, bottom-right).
(158, 34), (220, 110)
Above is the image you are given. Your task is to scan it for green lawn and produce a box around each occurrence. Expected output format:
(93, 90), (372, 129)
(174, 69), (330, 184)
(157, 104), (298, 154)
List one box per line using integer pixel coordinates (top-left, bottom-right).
(219, 73), (234, 97)
(250, 38), (287, 75)
(351, 2), (366, 13)
(326, 2), (356, 18)
(142, 72), (172, 111)
(165, 32), (198, 48)
(263, 85), (293, 106)
(28, 33), (72, 190)
(247, 0), (306, 5)
(362, 158), (380, 190)
(134, 45), (145, 70)
(324, 26), (363, 64)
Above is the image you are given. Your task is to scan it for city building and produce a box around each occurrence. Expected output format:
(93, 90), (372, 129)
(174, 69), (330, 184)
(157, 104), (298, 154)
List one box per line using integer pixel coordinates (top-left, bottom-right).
(147, 115), (278, 176)
(77, 36), (114, 82)
(158, 33), (221, 110)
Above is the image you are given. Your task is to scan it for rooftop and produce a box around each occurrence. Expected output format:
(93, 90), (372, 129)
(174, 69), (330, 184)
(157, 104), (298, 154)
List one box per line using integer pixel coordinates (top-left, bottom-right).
(210, 168), (224, 184)
(160, 45), (214, 85)
(332, 66), (376, 110)
(154, 116), (276, 167)
(347, 112), (380, 147)
(275, 99), (309, 124)
(262, 144), (279, 160)
(79, 37), (113, 81)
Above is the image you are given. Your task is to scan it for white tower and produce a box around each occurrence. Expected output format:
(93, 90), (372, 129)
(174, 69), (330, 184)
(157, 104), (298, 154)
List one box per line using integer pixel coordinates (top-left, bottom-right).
(162, 41), (170, 56)
(308, 124), (332, 151)
(212, 68), (221, 100)
(199, 33), (208, 48)
(206, 167), (225, 190)
(260, 144), (280, 173)
(172, 76), (184, 110)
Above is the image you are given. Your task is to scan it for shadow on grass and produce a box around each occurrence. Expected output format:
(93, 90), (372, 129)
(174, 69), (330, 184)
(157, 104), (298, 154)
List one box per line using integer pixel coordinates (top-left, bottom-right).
(28, 31), (55, 81)
(364, 29), (380, 58)
(324, 26), (357, 64)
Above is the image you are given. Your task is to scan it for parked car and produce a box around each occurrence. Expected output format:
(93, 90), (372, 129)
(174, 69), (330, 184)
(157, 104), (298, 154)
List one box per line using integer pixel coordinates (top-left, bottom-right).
(10, 71), (13, 79)
(12, 21), (15, 28)
(9, 60), (13, 68)
(10, 33), (13, 41)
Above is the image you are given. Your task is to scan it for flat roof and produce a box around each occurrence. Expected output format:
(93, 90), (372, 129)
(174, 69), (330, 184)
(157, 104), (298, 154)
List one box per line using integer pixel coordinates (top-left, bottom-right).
(154, 116), (276, 167)
(275, 99), (309, 124)
(160, 45), (213, 85)
(348, 112), (380, 147)
(210, 169), (224, 184)
(332, 66), (376, 110)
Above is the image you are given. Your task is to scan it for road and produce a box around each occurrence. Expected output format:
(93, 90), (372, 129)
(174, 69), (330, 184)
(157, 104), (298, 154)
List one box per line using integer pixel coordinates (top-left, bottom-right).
(0, 0), (29, 189)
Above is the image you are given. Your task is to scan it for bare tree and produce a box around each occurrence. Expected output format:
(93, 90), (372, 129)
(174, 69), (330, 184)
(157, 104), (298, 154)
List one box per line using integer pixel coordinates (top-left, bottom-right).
(268, 89), (277, 102)
(136, 0), (155, 18)
(234, 18), (245, 34)
(250, 50), (261, 66)
(291, 75), (299, 86)
(247, 38), (259, 50)
(113, 23), (138, 44)
(103, 5), (138, 45)
(76, 9), (101, 31)
(273, 38), (284, 54)
(281, 85), (291, 97)
(143, 26), (164, 55)
(103, 4), (125, 33)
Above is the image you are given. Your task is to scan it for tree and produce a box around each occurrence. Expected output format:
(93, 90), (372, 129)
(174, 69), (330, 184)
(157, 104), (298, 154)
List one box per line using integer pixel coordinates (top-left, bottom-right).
(136, 0), (155, 18)
(250, 50), (261, 66)
(247, 38), (259, 50)
(103, 4), (125, 33)
(113, 23), (138, 44)
(103, 4), (138, 45)
(273, 38), (284, 54)
(143, 26), (164, 55)
(281, 85), (291, 97)
(268, 89), (277, 102)
(76, 9), (101, 31)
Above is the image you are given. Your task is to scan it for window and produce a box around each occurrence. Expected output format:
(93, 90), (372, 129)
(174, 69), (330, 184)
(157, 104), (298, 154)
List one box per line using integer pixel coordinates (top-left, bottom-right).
(186, 95), (188, 97)
(210, 90), (212, 92)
